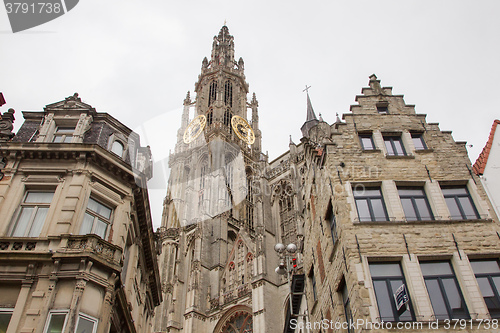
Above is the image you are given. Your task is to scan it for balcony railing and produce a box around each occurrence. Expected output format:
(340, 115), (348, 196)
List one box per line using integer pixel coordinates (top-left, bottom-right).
(0, 234), (122, 268)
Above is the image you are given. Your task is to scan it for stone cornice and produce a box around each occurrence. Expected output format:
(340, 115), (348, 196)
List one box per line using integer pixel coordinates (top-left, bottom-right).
(0, 142), (144, 184)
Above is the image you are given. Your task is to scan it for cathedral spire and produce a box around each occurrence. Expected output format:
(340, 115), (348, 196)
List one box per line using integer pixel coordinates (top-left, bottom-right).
(210, 25), (235, 69)
(300, 89), (319, 138)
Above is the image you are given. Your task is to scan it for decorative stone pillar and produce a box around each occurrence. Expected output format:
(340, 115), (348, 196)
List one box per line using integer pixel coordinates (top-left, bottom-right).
(97, 273), (118, 333)
(35, 260), (60, 333)
(6, 264), (35, 333)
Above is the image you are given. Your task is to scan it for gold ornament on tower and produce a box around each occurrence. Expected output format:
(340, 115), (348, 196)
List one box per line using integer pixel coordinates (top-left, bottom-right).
(183, 115), (207, 143)
(231, 115), (255, 145)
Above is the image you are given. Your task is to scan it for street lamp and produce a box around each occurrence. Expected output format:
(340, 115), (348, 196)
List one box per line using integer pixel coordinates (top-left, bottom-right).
(274, 242), (296, 275)
(275, 242), (308, 329)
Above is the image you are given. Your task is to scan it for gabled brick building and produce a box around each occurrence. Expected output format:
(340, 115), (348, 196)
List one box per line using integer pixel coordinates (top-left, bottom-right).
(298, 75), (500, 332)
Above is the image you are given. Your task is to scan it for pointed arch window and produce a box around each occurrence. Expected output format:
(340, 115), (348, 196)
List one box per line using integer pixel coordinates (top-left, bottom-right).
(209, 81), (217, 106)
(207, 110), (213, 126)
(224, 80), (233, 107)
(229, 262), (236, 285)
(199, 158), (209, 209)
(246, 253), (254, 278)
(224, 110), (233, 132)
(224, 154), (234, 208)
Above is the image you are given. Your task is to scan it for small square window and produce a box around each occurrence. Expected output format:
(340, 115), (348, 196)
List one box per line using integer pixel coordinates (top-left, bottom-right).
(359, 134), (375, 150)
(377, 105), (388, 114)
(383, 135), (406, 156)
(411, 133), (427, 150)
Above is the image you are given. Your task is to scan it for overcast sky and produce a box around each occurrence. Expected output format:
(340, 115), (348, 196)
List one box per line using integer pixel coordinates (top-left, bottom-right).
(2, 1), (499, 228)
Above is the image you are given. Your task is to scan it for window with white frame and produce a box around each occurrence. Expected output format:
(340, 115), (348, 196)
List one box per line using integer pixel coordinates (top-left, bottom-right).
(383, 135), (406, 156)
(44, 311), (68, 333)
(369, 262), (415, 322)
(441, 185), (479, 220)
(0, 309), (13, 332)
(470, 259), (500, 318)
(52, 126), (75, 143)
(75, 313), (98, 333)
(398, 187), (434, 221)
(353, 186), (388, 222)
(420, 261), (469, 320)
(80, 197), (113, 239)
(11, 191), (54, 237)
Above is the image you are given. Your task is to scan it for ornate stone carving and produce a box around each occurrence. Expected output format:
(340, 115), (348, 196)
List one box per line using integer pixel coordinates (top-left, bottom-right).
(0, 108), (15, 142)
(66, 235), (121, 266)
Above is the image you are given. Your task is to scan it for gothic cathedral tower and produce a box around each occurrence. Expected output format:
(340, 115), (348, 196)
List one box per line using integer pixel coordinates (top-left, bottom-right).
(155, 26), (292, 333)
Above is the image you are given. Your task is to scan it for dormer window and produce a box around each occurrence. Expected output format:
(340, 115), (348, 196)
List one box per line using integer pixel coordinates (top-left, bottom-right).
(108, 134), (128, 159)
(52, 126), (75, 143)
(111, 141), (124, 157)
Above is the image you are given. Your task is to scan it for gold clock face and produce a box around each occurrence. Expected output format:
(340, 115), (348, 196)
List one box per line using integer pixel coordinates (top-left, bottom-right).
(183, 115), (207, 144)
(231, 115), (255, 145)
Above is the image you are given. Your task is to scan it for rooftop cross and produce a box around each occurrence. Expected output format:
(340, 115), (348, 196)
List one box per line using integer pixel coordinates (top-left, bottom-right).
(303, 85), (311, 93)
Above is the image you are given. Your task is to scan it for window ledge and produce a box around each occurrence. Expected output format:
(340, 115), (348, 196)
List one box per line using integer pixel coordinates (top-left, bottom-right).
(328, 239), (340, 263)
(385, 155), (415, 159)
(362, 149), (382, 153)
(414, 148), (434, 153)
(353, 218), (493, 226)
(310, 299), (318, 315)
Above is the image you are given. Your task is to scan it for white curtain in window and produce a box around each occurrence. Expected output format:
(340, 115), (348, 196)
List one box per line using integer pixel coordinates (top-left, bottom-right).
(94, 219), (107, 239)
(80, 213), (95, 235)
(28, 207), (49, 237)
(25, 192), (53, 203)
(12, 208), (34, 237)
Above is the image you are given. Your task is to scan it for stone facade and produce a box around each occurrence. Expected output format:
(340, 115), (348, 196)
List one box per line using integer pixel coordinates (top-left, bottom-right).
(0, 93), (160, 332)
(155, 26), (500, 333)
(298, 75), (500, 332)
